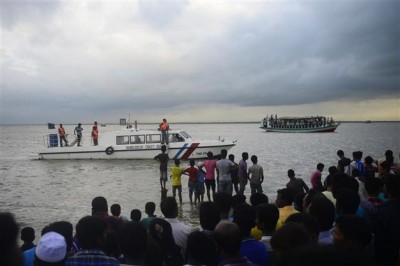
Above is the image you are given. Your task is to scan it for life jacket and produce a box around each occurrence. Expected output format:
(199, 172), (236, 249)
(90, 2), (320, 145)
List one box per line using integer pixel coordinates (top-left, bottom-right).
(92, 128), (99, 139)
(58, 127), (65, 136)
(160, 122), (169, 131)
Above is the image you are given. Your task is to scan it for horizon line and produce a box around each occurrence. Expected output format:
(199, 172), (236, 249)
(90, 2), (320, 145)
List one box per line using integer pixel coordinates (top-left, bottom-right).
(1, 120), (399, 126)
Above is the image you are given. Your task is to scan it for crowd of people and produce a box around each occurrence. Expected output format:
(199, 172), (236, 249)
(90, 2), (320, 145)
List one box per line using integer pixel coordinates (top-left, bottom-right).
(1, 149), (399, 266)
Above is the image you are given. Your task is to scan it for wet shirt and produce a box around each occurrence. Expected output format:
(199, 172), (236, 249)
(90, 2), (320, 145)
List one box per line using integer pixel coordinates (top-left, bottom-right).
(155, 153), (169, 170)
(171, 166), (184, 186)
(248, 164), (264, 184)
(184, 166), (198, 183)
(217, 159), (234, 181)
(74, 126), (83, 136)
(200, 160), (217, 180)
(238, 159), (248, 179)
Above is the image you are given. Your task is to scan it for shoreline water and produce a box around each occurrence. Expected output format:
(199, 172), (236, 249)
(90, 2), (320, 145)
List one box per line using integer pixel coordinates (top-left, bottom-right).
(1, 122), (399, 244)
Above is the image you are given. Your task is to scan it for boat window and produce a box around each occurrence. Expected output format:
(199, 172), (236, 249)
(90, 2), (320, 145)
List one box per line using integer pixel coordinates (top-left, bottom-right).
(130, 135), (145, 144)
(169, 133), (185, 143)
(146, 134), (161, 143)
(116, 135), (129, 145)
(180, 131), (191, 138)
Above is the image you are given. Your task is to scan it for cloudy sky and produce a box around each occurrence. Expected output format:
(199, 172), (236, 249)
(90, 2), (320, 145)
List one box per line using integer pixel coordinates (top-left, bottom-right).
(1, 0), (399, 124)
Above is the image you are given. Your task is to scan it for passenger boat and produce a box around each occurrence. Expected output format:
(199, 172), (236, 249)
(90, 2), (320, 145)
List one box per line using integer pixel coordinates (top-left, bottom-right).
(38, 128), (236, 160)
(260, 115), (339, 133)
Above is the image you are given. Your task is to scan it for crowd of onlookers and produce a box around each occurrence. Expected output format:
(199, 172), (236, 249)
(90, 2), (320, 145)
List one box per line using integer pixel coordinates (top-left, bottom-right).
(1, 149), (399, 266)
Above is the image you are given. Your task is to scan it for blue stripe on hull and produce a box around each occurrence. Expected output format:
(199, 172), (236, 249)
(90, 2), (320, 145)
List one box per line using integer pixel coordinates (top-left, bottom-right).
(173, 143), (188, 160)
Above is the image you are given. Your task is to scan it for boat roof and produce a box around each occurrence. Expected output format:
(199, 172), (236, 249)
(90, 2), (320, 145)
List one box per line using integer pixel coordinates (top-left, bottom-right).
(278, 116), (329, 120)
(103, 128), (185, 135)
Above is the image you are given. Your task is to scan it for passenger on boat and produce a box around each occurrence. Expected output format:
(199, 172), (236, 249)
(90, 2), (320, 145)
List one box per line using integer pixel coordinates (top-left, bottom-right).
(58, 124), (68, 147)
(70, 123), (83, 147)
(159, 118), (169, 145)
(92, 121), (99, 146)
(91, 126), (98, 146)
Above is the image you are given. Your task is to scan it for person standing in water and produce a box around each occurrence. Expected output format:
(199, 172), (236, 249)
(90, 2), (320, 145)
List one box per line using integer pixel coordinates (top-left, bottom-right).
(154, 145), (170, 190)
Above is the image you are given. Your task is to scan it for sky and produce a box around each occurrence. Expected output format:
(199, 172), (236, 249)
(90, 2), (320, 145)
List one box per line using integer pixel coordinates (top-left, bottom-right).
(1, 0), (399, 124)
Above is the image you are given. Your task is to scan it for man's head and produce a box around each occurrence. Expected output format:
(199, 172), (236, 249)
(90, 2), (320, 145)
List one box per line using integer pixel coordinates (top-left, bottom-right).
(145, 202), (156, 215)
(21, 227), (35, 243)
(214, 221), (242, 258)
(76, 216), (107, 250)
(110, 204), (121, 217)
(161, 145), (166, 153)
(160, 197), (178, 218)
(242, 152), (249, 160)
(233, 203), (256, 238)
(220, 149), (228, 159)
(288, 169), (295, 178)
(317, 163), (325, 172)
(276, 188), (294, 208)
(92, 196), (108, 215)
(199, 202), (220, 231)
(117, 222), (147, 263)
(337, 150), (344, 158)
(251, 155), (258, 164)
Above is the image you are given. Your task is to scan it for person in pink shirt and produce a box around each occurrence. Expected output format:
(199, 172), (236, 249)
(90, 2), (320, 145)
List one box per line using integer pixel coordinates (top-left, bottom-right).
(199, 151), (217, 201)
(310, 163), (324, 191)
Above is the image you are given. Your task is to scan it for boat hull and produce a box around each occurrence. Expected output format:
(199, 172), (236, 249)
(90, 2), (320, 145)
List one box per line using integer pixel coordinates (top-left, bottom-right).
(38, 142), (235, 160)
(261, 125), (338, 133)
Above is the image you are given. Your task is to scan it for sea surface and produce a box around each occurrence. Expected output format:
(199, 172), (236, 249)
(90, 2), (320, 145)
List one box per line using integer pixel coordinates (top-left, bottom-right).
(1, 122), (399, 241)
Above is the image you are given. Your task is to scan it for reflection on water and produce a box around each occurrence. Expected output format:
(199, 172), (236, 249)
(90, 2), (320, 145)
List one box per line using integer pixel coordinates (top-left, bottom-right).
(0, 122), (399, 238)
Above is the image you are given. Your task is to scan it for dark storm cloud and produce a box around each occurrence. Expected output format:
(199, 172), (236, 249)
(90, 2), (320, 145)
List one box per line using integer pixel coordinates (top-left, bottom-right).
(1, 1), (398, 124)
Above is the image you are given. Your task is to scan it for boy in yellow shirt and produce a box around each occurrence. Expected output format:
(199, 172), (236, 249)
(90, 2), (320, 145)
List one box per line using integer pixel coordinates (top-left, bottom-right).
(171, 159), (184, 203)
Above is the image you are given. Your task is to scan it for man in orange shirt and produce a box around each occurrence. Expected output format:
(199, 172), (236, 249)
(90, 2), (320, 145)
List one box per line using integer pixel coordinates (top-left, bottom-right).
(92, 121), (99, 146)
(159, 118), (169, 145)
(58, 124), (68, 147)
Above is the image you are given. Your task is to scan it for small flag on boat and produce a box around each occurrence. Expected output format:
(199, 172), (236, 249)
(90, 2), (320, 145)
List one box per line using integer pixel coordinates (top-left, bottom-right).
(48, 123), (55, 129)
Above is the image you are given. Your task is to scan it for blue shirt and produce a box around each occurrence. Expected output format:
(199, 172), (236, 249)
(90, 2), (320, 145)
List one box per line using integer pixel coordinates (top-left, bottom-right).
(23, 247), (35, 266)
(240, 238), (268, 266)
(65, 249), (119, 266)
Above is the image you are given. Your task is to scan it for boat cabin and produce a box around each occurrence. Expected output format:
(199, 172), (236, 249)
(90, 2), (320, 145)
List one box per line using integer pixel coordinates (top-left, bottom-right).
(101, 129), (190, 146)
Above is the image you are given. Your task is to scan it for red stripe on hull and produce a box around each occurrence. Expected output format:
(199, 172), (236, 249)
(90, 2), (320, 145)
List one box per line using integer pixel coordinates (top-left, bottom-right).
(181, 143), (200, 160)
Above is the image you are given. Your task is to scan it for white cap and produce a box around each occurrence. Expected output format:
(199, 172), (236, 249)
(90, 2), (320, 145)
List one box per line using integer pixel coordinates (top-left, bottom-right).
(35, 232), (67, 263)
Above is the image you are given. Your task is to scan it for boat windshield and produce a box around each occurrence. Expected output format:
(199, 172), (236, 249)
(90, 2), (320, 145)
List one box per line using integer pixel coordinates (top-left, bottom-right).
(180, 131), (191, 139)
(169, 133), (185, 143)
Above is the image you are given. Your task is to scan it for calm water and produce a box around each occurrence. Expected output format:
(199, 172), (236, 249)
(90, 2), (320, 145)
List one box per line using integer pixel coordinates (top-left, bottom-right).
(1, 122), (399, 241)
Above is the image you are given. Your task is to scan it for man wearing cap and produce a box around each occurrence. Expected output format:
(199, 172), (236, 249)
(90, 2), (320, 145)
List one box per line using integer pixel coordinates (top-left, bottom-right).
(35, 232), (67, 265)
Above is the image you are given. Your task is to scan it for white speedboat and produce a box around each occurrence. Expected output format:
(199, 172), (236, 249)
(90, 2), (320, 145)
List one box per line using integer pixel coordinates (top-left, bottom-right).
(38, 128), (236, 160)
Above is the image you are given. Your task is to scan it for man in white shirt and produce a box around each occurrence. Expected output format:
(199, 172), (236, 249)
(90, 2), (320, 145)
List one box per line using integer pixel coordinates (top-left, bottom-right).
(160, 197), (192, 256)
